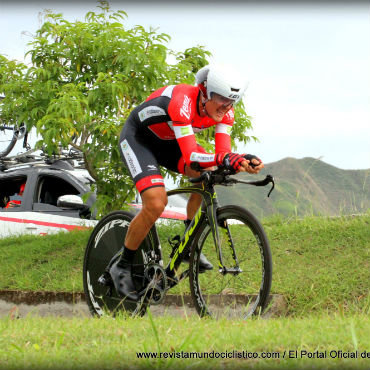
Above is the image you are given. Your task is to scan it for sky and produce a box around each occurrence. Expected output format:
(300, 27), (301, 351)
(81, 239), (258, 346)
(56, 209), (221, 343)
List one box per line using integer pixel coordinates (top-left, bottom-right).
(0, 0), (369, 171)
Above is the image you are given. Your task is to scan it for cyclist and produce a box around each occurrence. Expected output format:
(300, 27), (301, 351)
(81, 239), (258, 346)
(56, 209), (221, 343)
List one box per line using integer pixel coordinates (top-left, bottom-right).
(111, 64), (264, 301)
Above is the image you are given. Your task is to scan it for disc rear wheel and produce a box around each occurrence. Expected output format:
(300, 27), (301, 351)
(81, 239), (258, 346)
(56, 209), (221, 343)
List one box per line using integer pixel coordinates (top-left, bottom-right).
(83, 211), (159, 317)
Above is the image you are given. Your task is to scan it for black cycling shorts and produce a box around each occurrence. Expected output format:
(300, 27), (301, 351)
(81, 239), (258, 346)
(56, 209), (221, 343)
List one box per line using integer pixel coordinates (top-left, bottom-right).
(119, 118), (205, 194)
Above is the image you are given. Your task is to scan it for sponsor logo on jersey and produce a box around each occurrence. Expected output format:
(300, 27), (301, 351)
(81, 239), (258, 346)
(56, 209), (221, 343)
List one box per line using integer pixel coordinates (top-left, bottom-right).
(180, 126), (191, 136)
(180, 95), (191, 120)
(173, 125), (193, 139)
(190, 152), (215, 163)
(147, 165), (157, 171)
(138, 106), (166, 122)
(151, 178), (164, 184)
(121, 141), (128, 151)
(120, 139), (142, 177)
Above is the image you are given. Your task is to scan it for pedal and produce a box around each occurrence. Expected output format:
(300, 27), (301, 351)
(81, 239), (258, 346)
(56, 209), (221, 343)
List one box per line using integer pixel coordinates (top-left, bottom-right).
(98, 271), (113, 287)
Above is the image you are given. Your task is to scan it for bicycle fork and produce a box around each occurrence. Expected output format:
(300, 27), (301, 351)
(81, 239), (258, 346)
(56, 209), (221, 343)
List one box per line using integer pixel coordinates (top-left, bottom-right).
(203, 187), (241, 276)
(166, 186), (241, 279)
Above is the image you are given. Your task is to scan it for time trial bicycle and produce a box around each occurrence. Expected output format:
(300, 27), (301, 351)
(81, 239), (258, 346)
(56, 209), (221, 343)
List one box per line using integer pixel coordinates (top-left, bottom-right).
(83, 166), (274, 319)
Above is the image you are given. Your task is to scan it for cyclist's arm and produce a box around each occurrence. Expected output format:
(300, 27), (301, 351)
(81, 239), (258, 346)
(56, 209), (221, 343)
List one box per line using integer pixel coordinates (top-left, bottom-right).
(215, 108), (234, 154)
(168, 87), (219, 169)
(172, 122), (218, 168)
(215, 123), (232, 154)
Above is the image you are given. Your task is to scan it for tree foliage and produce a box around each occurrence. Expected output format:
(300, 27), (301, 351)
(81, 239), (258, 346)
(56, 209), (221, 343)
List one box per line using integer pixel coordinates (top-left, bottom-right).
(0, 1), (254, 217)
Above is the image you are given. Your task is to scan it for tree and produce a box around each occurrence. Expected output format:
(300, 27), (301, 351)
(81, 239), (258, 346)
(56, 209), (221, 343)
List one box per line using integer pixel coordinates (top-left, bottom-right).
(0, 1), (254, 217)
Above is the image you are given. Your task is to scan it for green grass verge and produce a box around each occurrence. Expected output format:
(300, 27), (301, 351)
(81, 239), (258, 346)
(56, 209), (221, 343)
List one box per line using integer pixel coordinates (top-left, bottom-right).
(1, 313), (369, 369)
(0, 230), (91, 292)
(1, 215), (369, 316)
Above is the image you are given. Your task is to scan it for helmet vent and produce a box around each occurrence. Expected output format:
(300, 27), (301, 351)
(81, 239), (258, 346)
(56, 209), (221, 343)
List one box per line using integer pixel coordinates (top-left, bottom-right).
(231, 87), (240, 92)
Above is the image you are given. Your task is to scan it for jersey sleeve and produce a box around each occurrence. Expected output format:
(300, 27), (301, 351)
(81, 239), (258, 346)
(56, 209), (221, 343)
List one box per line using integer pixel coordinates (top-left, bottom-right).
(169, 86), (218, 168)
(172, 123), (217, 168)
(215, 108), (234, 154)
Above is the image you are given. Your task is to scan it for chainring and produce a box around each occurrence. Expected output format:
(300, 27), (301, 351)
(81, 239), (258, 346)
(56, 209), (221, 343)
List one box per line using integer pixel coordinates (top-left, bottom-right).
(141, 263), (167, 305)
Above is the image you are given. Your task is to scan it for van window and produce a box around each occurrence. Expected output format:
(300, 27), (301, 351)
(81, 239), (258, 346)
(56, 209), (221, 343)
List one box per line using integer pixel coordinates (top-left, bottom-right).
(0, 176), (27, 209)
(36, 175), (80, 206)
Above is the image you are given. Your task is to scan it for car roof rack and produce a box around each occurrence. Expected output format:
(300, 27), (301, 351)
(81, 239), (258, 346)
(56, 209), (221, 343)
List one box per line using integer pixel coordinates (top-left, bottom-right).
(0, 147), (85, 172)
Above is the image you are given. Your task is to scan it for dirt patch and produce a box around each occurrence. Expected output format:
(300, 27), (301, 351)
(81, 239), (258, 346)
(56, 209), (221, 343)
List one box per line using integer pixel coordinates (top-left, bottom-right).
(0, 290), (287, 318)
(0, 290), (85, 305)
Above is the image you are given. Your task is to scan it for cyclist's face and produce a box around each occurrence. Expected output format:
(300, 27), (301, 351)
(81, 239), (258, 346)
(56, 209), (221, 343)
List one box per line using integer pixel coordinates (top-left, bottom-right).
(205, 93), (234, 122)
(211, 93), (234, 108)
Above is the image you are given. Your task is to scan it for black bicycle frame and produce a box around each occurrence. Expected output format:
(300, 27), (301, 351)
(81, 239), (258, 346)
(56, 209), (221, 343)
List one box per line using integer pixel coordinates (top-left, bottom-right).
(164, 181), (228, 277)
(155, 171), (274, 281)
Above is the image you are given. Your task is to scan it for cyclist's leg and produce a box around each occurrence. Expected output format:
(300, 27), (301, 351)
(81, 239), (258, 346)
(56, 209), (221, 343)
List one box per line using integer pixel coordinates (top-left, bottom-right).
(111, 121), (167, 300)
(182, 164), (202, 220)
(119, 122), (168, 248)
(177, 154), (214, 271)
(125, 186), (167, 250)
(147, 135), (200, 220)
(152, 139), (213, 271)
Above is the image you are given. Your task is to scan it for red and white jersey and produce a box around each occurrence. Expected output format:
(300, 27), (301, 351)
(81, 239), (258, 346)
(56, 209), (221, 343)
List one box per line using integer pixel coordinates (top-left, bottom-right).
(131, 84), (234, 168)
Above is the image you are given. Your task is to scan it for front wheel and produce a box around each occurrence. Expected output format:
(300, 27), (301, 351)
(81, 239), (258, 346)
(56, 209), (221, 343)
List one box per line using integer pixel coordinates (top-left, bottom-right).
(189, 206), (272, 319)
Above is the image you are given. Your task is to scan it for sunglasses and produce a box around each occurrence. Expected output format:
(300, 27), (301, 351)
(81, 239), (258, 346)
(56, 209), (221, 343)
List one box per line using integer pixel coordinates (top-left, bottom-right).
(210, 93), (235, 108)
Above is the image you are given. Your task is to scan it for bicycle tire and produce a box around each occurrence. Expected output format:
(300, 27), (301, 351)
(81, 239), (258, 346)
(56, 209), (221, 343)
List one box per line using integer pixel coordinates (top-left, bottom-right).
(0, 124), (27, 158)
(189, 205), (272, 319)
(83, 210), (160, 317)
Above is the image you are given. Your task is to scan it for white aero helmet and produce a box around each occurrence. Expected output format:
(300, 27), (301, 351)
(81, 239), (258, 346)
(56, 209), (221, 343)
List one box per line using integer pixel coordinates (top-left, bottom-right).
(195, 64), (248, 103)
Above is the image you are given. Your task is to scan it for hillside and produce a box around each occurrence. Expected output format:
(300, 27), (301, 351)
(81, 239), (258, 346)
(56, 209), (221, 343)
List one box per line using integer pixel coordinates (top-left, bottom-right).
(216, 157), (370, 218)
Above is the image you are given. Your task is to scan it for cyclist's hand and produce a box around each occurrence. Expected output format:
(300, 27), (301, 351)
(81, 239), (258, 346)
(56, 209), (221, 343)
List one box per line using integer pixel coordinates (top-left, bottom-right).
(241, 154), (264, 174)
(216, 152), (247, 173)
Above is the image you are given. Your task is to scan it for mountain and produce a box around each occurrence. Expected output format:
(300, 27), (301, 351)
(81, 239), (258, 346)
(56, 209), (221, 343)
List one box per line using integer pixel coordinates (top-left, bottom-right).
(215, 157), (370, 218)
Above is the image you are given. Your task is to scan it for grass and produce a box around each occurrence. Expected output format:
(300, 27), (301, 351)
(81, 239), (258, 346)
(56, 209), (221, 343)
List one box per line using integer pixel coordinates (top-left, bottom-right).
(1, 215), (370, 369)
(1, 313), (369, 369)
(1, 214), (369, 316)
(0, 230), (91, 292)
(263, 214), (370, 315)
